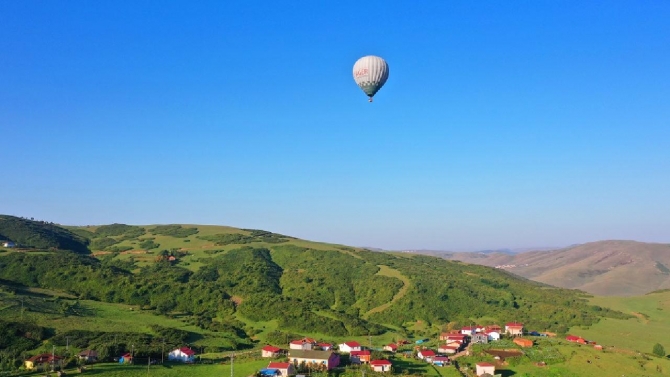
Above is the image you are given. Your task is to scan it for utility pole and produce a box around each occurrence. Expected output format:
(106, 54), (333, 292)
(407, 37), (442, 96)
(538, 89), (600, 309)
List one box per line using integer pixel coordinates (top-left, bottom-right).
(20, 297), (24, 320)
(161, 338), (165, 364)
(147, 354), (151, 375)
(51, 345), (55, 372)
(66, 336), (70, 352)
(131, 344), (134, 365)
(230, 352), (234, 377)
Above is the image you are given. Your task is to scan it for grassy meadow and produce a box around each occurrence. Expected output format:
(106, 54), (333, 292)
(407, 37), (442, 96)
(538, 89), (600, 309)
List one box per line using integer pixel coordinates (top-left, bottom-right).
(568, 290), (670, 354)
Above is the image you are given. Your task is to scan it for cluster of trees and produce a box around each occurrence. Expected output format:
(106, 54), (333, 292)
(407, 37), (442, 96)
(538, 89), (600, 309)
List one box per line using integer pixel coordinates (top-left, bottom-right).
(0, 215), (89, 254)
(150, 225), (198, 238)
(197, 230), (290, 246)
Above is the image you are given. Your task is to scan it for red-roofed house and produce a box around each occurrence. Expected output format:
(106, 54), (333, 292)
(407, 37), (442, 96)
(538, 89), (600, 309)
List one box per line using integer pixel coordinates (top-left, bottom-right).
(289, 338), (317, 350)
(338, 341), (362, 353)
(168, 347), (196, 363)
(25, 354), (63, 370)
(417, 349), (436, 361)
(505, 322), (524, 336)
(566, 335), (587, 344)
(446, 334), (467, 342)
(383, 343), (398, 352)
(370, 359), (392, 372)
(485, 325), (502, 333)
(476, 362), (496, 376)
(318, 343), (333, 351)
(350, 350), (371, 364)
(460, 326), (477, 335)
(267, 362), (295, 376)
(432, 356), (450, 366)
(262, 345), (283, 358)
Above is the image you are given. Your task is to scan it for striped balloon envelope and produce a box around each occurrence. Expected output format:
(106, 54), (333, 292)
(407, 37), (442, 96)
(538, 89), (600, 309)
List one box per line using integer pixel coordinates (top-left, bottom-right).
(352, 55), (389, 102)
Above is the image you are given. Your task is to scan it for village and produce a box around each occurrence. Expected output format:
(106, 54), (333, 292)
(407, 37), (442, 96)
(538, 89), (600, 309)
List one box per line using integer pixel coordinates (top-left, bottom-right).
(21, 321), (604, 377)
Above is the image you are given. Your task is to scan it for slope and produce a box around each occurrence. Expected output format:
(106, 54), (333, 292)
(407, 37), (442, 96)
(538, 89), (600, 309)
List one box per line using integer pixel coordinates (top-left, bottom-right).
(440, 240), (670, 296)
(0, 215), (90, 254)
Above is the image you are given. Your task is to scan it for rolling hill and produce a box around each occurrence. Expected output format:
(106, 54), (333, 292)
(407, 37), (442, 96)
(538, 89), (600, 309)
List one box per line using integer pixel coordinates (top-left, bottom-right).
(0, 215), (90, 254)
(437, 240), (670, 296)
(0, 216), (630, 347)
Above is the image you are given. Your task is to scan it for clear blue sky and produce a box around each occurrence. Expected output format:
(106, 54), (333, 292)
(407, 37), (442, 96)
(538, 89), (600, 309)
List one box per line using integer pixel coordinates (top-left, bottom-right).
(2, 1), (669, 251)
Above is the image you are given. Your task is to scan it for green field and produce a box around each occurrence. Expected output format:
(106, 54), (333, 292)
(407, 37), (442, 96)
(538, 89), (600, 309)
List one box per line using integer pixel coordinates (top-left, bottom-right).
(568, 290), (670, 354)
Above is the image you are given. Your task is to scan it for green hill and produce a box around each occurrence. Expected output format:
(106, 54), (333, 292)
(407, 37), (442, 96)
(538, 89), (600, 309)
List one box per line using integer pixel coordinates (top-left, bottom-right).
(0, 215), (89, 254)
(0, 219), (630, 343)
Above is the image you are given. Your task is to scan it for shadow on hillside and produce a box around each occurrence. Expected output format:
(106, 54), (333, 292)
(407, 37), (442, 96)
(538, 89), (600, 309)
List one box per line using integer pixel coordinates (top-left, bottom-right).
(498, 370), (516, 376)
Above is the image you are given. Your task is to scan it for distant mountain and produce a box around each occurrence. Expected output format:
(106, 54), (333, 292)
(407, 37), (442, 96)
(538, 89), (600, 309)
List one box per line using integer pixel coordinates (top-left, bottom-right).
(439, 240), (670, 296)
(0, 215), (90, 254)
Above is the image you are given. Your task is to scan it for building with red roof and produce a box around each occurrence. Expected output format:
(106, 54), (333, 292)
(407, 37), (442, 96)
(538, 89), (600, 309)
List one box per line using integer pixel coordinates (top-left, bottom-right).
(262, 345), (283, 358)
(338, 341), (362, 353)
(267, 362), (295, 376)
(370, 359), (392, 372)
(476, 362), (496, 376)
(383, 343), (398, 352)
(168, 347), (196, 363)
(417, 349), (436, 361)
(505, 322), (524, 336)
(350, 350), (371, 364)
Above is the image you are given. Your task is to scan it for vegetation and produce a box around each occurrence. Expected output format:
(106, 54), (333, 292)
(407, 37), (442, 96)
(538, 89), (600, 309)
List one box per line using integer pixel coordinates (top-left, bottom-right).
(0, 215), (89, 254)
(654, 343), (666, 357)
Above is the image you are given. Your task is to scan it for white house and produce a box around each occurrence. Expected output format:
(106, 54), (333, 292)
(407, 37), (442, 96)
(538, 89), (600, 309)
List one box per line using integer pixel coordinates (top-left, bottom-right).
(476, 362), (495, 376)
(168, 347), (195, 363)
(338, 341), (361, 353)
(370, 359), (392, 372)
(417, 350), (436, 361)
(486, 331), (501, 341)
(460, 326), (476, 336)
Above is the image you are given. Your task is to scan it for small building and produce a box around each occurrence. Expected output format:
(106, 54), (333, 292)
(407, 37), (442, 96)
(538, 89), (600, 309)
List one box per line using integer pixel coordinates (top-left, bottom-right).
(350, 350), (371, 364)
(267, 362), (296, 376)
(485, 325), (502, 333)
(2, 241), (15, 248)
(476, 362), (496, 376)
(460, 326), (476, 335)
(168, 347), (196, 363)
(383, 343), (398, 352)
(432, 356), (450, 366)
(262, 345), (283, 358)
(486, 331), (501, 341)
(338, 341), (362, 353)
(290, 338), (316, 350)
(446, 334), (467, 343)
(25, 354), (63, 370)
(505, 322), (524, 336)
(472, 333), (488, 344)
(78, 350), (98, 363)
(417, 349), (436, 361)
(370, 359), (392, 372)
(318, 343), (333, 351)
(513, 338), (533, 348)
(288, 350), (340, 370)
(566, 335), (587, 344)
(594, 344), (603, 350)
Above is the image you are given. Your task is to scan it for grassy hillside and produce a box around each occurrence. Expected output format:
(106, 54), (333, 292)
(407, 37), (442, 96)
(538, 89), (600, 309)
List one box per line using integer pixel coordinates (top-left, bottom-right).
(439, 240), (670, 296)
(568, 290), (670, 354)
(0, 218), (641, 376)
(0, 215), (89, 254)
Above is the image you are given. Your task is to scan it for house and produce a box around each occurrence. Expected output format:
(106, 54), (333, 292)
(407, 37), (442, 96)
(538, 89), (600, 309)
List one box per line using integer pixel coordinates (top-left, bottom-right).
(25, 354), (63, 370)
(417, 349), (436, 361)
(119, 353), (133, 364)
(486, 331), (501, 341)
(594, 344), (603, 350)
(267, 362), (296, 376)
(288, 350), (340, 370)
(505, 322), (524, 336)
(475, 362), (496, 376)
(513, 338), (533, 348)
(168, 347), (196, 363)
(438, 345), (458, 354)
(445, 334), (467, 343)
(262, 345), (283, 358)
(290, 338), (317, 350)
(383, 343), (398, 352)
(475, 325), (486, 333)
(485, 325), (502, 333)
(472, 333), (488, 344)
(78, 350), (98, 363)
(318, 343), (332, 351)
(460, 326), (476, 335)
(370, 359), (392, 372)
(432, 356), (450, 366)
(338, 341), (362, 353)
(2, 241), (15, 248)
(350, 350), (371, 364)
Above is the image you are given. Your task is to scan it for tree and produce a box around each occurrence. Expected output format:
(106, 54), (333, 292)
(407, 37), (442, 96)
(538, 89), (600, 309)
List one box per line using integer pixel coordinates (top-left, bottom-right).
(653, 343), (666, 357)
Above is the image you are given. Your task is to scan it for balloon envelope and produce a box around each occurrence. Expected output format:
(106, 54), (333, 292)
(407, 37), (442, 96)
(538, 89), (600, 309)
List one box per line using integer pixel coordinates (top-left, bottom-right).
(353, 55), (389, 101)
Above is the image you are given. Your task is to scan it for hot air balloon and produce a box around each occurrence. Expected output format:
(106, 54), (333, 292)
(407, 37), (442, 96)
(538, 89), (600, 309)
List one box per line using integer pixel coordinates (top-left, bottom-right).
(352, 55), (389, 102)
